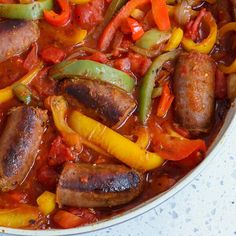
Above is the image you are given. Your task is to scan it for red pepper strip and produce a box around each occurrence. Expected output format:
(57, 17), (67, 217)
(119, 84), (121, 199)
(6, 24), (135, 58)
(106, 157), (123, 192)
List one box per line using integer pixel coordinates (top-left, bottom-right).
(98, 0), (150, 51)
(40, 46), (66, 64)
(127, 17), (144, 41)
(156, 83), (174, 118)
(149, 121), (206, 161)
(23, 43), (39, 71)
(185, 8), (206, 41)
(44, 0), (70, 27)
(151, 0), (170, 31)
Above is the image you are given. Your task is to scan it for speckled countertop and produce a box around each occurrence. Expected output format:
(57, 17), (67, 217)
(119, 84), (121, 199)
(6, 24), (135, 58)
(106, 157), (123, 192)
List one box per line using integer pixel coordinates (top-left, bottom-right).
(78, 122), (236, 236)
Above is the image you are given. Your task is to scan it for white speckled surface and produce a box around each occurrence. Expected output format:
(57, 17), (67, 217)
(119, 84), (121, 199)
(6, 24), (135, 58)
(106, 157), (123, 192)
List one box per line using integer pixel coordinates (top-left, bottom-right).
(75, 121), (236, 236)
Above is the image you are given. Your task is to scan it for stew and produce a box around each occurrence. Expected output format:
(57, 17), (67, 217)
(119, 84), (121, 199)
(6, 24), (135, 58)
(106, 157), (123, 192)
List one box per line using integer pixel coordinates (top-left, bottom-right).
(0, 0), (234, 230)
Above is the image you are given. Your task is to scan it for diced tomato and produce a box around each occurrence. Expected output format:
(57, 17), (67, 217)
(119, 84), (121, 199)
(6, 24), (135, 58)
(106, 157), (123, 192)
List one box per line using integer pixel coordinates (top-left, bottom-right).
(128, 52), (152, 76)
(40, 46), (65, 64)
(37, 165), (58, 189)
(23, 43), (39, 71)
(68, 208), (98, 224)
(84, 52), (108, 64)
(75, 0), (105, 31)
(113, 57), (131, 73)
(127, 17), (144, 41)
(53, 210), (84, 229)
(215, 68), (227, 99)
(48, 136), (75, 166)
(9, 191), (28, 203)
(149, 119), (206, 161)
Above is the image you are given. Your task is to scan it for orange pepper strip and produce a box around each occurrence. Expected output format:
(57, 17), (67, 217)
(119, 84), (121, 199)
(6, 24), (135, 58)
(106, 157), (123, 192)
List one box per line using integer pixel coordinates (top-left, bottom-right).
(151, 0), (171, 31)
(127, 17), (144, 41)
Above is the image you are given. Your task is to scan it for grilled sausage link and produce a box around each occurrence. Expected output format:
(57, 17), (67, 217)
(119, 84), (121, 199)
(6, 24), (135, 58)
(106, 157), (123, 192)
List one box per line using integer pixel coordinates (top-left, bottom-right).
(0, 20), (39, 62)
(173, 52), (215, 133)
(59, 78), (136, 128)
(56, 163), (144, 208)
(0, 106), (48, 192)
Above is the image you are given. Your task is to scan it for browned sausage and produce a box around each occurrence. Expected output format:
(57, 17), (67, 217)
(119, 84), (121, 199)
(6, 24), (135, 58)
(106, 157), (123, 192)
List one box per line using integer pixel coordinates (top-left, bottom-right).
(59, 78), (136, 128)
(173, 52), (215, 133)
(0, 20), (39, 62)
(0, 106), (48, 192)
(56, 163), (144, 208)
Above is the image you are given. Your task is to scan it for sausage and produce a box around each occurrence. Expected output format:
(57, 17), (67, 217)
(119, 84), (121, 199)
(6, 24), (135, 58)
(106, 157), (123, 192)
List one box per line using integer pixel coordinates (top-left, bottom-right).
(0, 106), (48, 192)
(173, 52), (215, 133)
(56, 163), (144, 208)
(59, 79), (136, 128)
(0, 20), (39, 62)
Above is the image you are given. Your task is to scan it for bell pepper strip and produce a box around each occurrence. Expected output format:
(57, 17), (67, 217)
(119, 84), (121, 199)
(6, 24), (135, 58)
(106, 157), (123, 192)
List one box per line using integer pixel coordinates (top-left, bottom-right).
(69, 111), (164, 171)
(98, 0), (150, 51)
(138, 50), (179, 124)
(149, 121), (206, 161)
(37, 191), (56, 216)
(134, 127), (150, 149)
(12, 84), (32, 105)
(53, 210), (84, 229)
(97, 0), (127, 36)
(0, 62), (43, 105)
(164, 27), (183, 51)
(130, 45), (163, 58)
(0, 0), (53, 20)
(156, 83), (174, 117)
(47, 95), (110, 156)
(44, 0), (70, 27)
(131, 8), (145, 20)
(182, 11), (217, 54)
(218, 22), (236, 74)
(49, 60), (135, 92)
(151, 0), (171, 31)
(135, 28), (171, 50)
(127, 17), (144, 41)
(0, 206), (40, 228)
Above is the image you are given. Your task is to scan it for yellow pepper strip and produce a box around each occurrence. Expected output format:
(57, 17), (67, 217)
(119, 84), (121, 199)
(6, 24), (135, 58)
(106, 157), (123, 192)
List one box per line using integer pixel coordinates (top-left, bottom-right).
(182, 12), (217, 54)
(73, 29), (87, 44)
(0, 206), (39, 228)
(70, 0), (90, 4)
(218, 22), (236, 74)
(48, 96), (110, 156)
(69, 111), (164, 171)
(0, 62), (43, 105)
(165, 27), (183, 51)
(135, 127), (150, 149)
(37, 191), (56, 216)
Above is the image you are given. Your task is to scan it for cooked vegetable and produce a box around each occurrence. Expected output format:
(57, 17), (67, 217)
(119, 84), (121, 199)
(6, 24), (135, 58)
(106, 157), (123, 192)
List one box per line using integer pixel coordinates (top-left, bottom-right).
(138, 50), (179, 124)
(131, 8), (145, 20)
(69, 111), (164, 171)
(37, 191), (56, 215)
(135, 28), (171, 49)
(44, 0), (70, 27)
(227, 74), (236, 99)
(49, 60), (135, 92)
(0, 62), (43, 105)
(151, 0), (171, 31)
(0, 0), (53, 20)
(182, 11), (217, 54)
(47, 95), (110, 156)
(12, 84), (32, 105)
(218, 22), (236, 74)
(70, 0), (91, 4)
(127, 17), (144, 41)
(156, 83), (174, 117)
(98, 0), (150, 51)
(0, 206), (40, 228)
(164, 27), (183, 51)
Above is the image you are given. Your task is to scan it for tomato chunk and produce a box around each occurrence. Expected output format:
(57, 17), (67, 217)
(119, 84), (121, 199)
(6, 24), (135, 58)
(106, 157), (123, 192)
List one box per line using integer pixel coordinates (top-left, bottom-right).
(40, 46), (65, 64)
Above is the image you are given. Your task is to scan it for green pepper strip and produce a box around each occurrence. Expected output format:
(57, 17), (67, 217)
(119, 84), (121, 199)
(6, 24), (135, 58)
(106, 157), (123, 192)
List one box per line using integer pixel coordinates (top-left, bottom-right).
(0, 0), (53, 20)
(138, 50), (180, 124)
(49, 59), (135, 92)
